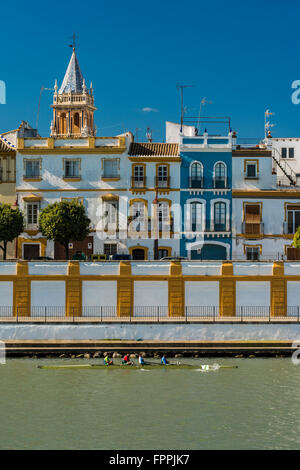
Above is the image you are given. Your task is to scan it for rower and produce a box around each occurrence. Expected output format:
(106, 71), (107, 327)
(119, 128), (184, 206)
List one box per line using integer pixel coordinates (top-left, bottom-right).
(122, 353), (133, 365)
(138, 354), (145, 366)
(104, 354), (113, 366)
(161, 354), (169, 365)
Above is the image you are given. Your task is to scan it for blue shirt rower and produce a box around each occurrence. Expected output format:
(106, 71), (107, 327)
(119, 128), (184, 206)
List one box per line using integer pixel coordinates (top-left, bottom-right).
(138, 355), (145, 366)
(161, 355), (168, 365)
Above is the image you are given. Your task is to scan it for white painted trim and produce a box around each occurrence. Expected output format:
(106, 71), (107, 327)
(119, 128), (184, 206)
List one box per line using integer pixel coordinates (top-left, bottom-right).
(210, 198), (230, 232)
(189, 160), (203, 178)
(184, 197), (206, 232)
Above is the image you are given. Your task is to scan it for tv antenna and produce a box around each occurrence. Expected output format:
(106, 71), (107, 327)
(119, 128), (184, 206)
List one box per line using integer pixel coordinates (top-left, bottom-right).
(197, 97), (212, 133)
(36, 85), (54, 131)
(264, 109), (275, 139)
(146, 127), (152, 142)
(176, 84), (193, 132)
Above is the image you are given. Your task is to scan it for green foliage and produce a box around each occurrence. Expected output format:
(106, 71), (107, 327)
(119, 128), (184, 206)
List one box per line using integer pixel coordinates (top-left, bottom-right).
(39, 200), (91, 258)
(293, 227), (300, 248)
(0, 204), (24, 259)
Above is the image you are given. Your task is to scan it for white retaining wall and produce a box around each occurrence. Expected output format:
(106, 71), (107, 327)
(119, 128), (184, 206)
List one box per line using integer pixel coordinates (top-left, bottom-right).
(1, 323), (300, 340)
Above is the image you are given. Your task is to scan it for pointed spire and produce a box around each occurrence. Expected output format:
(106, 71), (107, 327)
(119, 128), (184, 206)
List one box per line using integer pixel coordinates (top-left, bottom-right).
(59, 48), (85, 94)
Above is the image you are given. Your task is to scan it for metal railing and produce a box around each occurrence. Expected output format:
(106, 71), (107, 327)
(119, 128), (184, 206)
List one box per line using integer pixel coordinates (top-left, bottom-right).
(0, 305), (299, 322)
(232, 253), (286, 261)
(189, 177), (204, 189)
(272, 146), (297, 185)
(155, 177), (170, 188)
(242, 222), (264, 235)
(213, 177), (228, 189)
(131, 177), (146, 188)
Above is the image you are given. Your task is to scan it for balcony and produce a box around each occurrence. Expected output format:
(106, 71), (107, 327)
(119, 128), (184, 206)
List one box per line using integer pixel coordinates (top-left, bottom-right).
(127, 216), (174, 235)
(101, 173), (120, 181)
(242, 222), (264, 236)
(131, 177), (146, 189)
(189, 177), (203, 189)
(155, 176), (170, 189)
(213, 177), (228, 189)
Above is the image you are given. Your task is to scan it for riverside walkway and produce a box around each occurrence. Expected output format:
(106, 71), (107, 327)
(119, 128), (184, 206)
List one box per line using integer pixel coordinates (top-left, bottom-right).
(1, 339), (298, 357)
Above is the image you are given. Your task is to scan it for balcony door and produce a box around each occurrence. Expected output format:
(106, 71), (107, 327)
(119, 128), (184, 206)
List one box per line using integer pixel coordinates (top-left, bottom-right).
(214, 162), (226, 188)
(157, 165), (168, 188)
(133, 165), (145, 188)
(190, 162), (203, 188)
(190, 201), (203, 232)
(214, 202), (227, 232)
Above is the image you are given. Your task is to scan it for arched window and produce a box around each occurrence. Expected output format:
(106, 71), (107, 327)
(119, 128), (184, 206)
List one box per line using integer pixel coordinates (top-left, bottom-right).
(60, 113), (67, 135)
(214, 202), (226, 231)
(214, 162), (226, 188)
(190, 162), (203, 188)
(190, 201), (203, 232)
(73, 113), (80, 134)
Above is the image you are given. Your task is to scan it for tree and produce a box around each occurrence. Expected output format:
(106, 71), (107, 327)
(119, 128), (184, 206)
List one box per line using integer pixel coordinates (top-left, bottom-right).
(293, 227), (300, 248)
(0, 204), (24, 260)
(39, 200), (91, 260)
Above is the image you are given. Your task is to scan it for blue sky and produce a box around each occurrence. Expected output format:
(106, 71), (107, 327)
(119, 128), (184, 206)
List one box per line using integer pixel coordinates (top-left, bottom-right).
(1, 0), (300, 141)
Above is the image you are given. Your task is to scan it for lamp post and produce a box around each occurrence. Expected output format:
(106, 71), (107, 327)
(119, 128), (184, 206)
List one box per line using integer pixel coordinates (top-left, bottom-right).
(13, 195), (18, 259)
(153, 188), (159, 260)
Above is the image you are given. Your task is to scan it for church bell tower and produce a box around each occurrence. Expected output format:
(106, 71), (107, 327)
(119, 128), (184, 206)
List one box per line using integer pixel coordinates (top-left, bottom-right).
(50, 47), (96, 137)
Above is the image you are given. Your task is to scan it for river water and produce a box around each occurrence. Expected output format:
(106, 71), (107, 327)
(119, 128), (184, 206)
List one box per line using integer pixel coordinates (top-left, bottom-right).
(1, 357), (300, 450)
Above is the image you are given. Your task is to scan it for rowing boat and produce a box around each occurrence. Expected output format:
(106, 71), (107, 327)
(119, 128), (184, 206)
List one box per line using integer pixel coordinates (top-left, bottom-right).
(37, 363), (238, 370)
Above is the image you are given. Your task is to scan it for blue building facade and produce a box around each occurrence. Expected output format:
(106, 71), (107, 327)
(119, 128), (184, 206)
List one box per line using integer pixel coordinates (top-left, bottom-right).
(179, 132), (232, 260)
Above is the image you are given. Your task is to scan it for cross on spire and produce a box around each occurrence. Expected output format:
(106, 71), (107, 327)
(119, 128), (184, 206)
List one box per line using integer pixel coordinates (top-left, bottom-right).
(69, 33), (78, 50)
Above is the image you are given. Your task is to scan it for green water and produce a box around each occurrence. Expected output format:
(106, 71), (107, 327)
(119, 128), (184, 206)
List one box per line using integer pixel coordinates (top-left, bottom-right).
(1, 357), (300, 450)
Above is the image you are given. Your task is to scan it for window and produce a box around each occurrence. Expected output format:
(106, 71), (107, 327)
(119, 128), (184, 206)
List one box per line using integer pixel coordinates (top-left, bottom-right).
(246, 163), (257, 178)
(214, 202), (226, 231)
(103, 159), (119, 178)
(190, 162), (203, 188)
(281, 148), (287, 159)
(190, 201), (203, 232)
(246, 247), (260, 261)
(289, 148), (295, 158)
(133, 165), (145, 188)
(64, 159), (80, 178)
(25, 160), (40, 178)
(104, 244), (117, 256)
(158, 248), (169, 259)
(287, 206), (300, 234)
(26, 202), (39, 228)
(157, 165), (169, 188)
(214, 162), (226, 188)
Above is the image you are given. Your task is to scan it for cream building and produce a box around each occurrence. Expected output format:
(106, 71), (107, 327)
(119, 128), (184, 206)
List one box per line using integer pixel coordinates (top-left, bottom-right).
(15, 48), (135, 260)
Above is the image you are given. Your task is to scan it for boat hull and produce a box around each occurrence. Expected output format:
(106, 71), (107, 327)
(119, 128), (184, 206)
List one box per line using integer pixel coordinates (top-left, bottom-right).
(37, 363), (238, 370)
